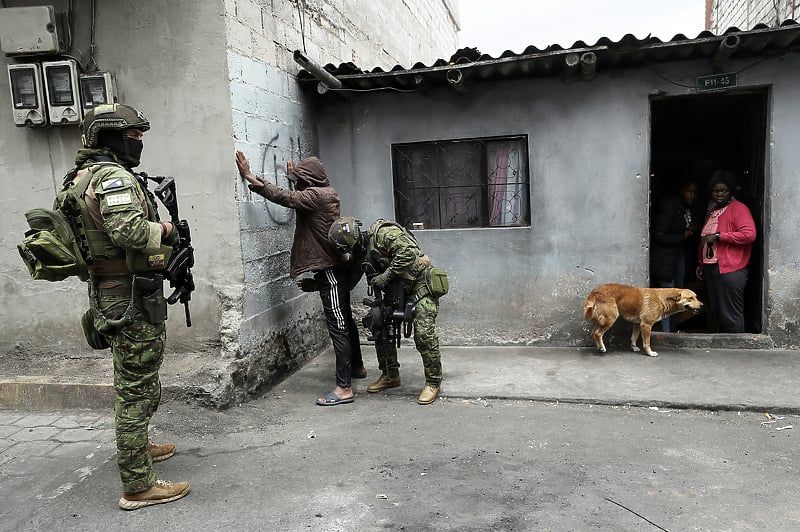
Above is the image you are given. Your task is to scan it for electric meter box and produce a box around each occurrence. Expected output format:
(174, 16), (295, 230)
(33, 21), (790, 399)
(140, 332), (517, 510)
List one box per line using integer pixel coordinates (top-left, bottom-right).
(7, 63), (47, 127)
(42, 59), (81, 125)
(0, 6), (63, 56)
(79, 72), (116, 114)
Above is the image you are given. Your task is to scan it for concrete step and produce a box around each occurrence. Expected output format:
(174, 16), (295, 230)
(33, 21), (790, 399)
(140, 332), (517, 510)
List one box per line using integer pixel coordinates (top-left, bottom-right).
(0, 378), (113, 410)
(0, 378), (200, 411)
(650, 332), (774, 349)
(0, 348), (228, 411)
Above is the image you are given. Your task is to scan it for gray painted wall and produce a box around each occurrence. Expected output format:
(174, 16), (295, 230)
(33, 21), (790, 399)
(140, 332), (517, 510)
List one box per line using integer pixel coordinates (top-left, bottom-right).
(1, 0), (236, 354)
(315, 54), (800, 347)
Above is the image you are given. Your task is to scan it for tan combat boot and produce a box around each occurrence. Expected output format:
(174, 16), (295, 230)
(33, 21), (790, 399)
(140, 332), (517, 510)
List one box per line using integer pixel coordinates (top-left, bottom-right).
(147, 441), (176, 462)
(367, 375), (401, 393)
(417, 384), (440, 405)
(119, 479), (191, 510)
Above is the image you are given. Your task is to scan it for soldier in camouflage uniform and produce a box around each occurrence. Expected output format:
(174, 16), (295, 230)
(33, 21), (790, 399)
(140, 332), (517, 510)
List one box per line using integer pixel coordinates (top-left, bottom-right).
(328, 217), (443, 405)
(64, 104), (190, 509)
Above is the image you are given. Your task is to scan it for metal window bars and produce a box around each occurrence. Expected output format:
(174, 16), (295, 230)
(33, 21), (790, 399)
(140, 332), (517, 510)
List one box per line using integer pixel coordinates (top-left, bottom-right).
(392, 136), (530, 229)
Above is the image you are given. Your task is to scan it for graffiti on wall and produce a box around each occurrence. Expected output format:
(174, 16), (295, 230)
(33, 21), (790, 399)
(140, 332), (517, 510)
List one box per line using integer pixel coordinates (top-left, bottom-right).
(255, 133), (307, 225)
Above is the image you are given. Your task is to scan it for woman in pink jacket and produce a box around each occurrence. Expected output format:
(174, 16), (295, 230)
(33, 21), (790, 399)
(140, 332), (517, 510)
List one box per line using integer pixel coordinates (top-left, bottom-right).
(696, 172), (756, 333)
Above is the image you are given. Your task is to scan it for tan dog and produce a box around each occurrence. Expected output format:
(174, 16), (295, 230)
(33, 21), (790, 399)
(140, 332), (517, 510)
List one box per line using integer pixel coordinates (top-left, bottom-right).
(583, 283), (703, 357)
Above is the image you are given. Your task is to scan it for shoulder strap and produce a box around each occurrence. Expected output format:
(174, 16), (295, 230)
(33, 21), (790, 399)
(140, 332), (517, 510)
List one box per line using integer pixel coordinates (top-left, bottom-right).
(62, 160), (122, 196)
(71, 167), (95, 198)
(377, 220), (418, 244)
(369, 220), (420, 256)
(371, 219), (413, 237)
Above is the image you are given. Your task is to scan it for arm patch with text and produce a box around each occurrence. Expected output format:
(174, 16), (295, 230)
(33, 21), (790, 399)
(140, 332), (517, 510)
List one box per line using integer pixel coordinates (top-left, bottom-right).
(105, 192), (133, 207)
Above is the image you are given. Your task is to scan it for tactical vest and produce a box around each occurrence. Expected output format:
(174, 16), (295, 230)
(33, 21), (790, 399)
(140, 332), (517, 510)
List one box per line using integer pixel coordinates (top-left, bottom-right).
(56, 162), (160, 270)
(366, 219), (429, 281)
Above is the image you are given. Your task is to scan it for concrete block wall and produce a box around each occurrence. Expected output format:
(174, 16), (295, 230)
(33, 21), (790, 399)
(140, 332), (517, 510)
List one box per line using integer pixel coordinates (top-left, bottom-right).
(223, 0), (459, 402)
(711, 0), (799, 32)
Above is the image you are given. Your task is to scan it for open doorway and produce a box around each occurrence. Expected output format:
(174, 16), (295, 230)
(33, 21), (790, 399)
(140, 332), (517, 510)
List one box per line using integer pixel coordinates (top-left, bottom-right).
(649, 89), (768, 334)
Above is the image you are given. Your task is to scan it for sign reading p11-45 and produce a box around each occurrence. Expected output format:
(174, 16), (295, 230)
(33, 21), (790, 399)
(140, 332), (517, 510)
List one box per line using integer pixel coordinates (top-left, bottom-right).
(696, 73), (738, 92)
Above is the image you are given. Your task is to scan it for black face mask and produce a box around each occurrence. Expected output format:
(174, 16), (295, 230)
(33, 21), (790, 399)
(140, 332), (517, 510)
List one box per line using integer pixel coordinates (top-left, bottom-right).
(122, 137), (144, 168)
(97, 130), (144, 168)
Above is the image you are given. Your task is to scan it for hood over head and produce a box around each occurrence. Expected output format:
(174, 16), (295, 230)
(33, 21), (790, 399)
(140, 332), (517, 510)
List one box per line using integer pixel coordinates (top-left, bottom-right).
(290, 157), (329, 188)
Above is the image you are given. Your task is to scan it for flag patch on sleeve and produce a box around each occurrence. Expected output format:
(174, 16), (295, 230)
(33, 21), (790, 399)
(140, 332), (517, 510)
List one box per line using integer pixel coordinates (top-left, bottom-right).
(102, 178), (126, 191)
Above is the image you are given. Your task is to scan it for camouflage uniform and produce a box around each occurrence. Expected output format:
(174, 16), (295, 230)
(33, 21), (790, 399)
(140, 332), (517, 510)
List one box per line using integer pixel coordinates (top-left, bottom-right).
(366, 221), (441, 386)
(71, 147), (171, 494)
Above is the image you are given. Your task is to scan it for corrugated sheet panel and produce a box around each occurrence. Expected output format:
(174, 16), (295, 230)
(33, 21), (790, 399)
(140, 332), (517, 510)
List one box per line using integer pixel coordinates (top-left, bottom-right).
(297, 20), (800, 91)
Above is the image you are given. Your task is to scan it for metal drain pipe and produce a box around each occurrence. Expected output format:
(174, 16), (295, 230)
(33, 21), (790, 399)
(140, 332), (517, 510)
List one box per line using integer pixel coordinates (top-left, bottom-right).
(713, 34), (741, 71)
(293, 50), (342, 93)
(564, 53), (580, 82)
(580, 52), (597, 81)
(447, 68), (466, 95)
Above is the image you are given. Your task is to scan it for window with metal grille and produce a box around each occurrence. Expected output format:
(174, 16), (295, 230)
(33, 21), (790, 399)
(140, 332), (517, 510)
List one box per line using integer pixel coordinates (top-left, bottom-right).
(391, 135), (530, 230)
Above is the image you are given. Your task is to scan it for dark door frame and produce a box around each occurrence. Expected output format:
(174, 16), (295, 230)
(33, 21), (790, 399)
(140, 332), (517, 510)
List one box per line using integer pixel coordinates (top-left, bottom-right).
(647, 87), (770, 333)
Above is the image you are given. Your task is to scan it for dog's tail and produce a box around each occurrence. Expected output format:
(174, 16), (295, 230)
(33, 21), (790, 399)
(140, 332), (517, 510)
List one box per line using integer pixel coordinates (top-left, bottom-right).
(583, 294), (596, 321)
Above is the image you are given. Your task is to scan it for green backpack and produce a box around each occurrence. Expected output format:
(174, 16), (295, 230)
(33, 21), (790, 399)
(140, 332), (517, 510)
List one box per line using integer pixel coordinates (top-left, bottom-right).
(17, 206), (89, 282)
(17, 164), (116, 283)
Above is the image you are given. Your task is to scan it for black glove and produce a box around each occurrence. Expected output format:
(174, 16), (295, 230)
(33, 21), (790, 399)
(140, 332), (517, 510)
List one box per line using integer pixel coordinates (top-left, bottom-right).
(370, 270), (394, 290)
(297, 278), (318, 292)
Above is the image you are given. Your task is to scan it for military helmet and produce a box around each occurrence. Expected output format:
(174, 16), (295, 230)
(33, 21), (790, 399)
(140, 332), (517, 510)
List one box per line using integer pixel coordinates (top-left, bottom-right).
(80, 103), (150, 148)
(328, 216), (362, 253)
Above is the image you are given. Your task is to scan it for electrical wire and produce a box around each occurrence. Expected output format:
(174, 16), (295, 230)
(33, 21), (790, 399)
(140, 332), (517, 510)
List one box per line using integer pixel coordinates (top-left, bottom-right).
(648, 54), (779, 90)
(328, 86), (419, 93)
(296, 0), (307, 54)
(734, 55), (771, 75)
(65, 0), (74, 52)
(647, 67), (695, 88)
(85, 0), (98, 72)
(62, 53), (83, 65)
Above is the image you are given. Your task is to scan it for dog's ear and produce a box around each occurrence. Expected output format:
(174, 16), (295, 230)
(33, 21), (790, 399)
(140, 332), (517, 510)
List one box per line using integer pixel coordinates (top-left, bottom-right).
(668, 294), (682, 302)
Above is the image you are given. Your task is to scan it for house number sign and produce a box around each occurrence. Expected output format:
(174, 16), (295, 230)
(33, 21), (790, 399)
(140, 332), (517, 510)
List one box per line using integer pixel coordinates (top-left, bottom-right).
(696, 73), (738, 91)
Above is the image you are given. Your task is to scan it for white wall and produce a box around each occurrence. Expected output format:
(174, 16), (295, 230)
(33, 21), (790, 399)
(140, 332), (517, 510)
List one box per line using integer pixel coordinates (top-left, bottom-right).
(711, 0), (799, 31)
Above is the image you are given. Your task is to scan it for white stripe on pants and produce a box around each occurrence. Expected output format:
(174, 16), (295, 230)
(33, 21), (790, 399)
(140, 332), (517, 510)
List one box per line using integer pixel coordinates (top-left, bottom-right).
(325, 268), (346, 330)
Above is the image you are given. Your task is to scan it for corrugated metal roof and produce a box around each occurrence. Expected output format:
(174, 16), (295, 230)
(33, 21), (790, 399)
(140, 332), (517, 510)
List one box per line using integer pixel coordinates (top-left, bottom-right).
(297, 20), (800, 92)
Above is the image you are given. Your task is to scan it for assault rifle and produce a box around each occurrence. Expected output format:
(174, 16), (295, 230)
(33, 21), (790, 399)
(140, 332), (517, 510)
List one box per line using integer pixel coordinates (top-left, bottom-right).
(138, 172), (196, 327)
(362, 275), (415, 355)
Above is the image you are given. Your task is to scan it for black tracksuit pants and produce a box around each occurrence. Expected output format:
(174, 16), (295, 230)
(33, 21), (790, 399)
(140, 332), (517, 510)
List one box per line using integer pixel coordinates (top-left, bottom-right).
(315, 265), (364, 388)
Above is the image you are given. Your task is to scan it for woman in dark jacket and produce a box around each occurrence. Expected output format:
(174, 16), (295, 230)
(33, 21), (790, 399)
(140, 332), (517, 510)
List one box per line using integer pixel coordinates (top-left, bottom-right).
(651, 180), (699, 331)
(696, 171), (756, 333)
